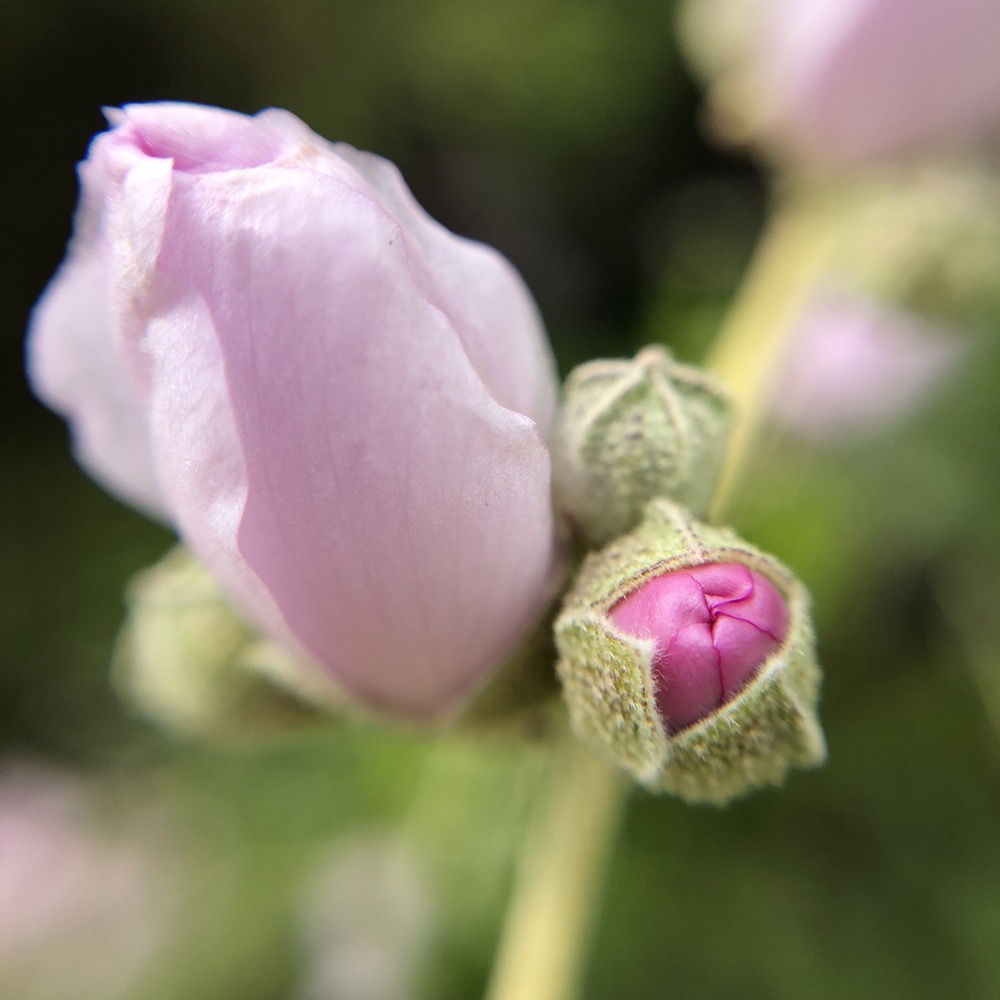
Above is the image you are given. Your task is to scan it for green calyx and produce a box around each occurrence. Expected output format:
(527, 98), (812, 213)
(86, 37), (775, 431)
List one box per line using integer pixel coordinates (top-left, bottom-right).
(114, 546), (340, 738)
(550, 345), (731, 548)
(554, 499), (826, 805)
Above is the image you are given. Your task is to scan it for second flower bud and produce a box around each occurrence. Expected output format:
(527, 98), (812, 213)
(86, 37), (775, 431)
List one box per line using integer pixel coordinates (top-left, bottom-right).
(550, 346), (731, 547)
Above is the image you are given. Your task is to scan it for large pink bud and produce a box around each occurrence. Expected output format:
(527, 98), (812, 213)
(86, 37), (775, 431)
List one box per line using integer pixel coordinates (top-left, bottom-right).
(27, 103), (562, 720)
(609, 563), (789, 733)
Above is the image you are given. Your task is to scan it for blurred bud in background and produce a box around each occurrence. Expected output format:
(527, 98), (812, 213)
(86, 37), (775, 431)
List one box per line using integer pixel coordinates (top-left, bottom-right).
(761, 164), (1000, 443)
(551, 345), (730, 547)
(815, 164), (1000, 329)
(0, 762), (177, 1000)
(114, 546), (332, 738)
(295, 832), (434, 1000)
(768, 288), (965, 443)
(679, 0), (1000, 170)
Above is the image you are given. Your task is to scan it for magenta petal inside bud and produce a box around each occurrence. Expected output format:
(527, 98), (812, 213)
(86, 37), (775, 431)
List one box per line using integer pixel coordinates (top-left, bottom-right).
(609, 563), (789, 734)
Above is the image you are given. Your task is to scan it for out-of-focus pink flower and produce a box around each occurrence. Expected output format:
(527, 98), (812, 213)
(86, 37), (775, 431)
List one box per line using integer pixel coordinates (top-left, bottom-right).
(0, 763), (169, 1000)
(296, 833), (432, 1000)
(769, 291), (964, 442)
(27, 102), (562, 720)
(682, 0), (1000, 168)
(760, 0), (1000, 166)
(609, 563), (788, 733)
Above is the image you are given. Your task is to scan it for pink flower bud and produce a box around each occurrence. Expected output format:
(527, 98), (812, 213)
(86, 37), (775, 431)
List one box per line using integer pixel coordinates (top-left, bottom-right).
(609, 563), (788, 733)
(556, 501), (823, 802)
(27, 103), (562, 720)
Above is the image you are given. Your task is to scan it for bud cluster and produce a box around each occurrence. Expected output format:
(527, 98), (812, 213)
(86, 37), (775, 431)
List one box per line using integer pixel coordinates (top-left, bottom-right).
(550, 346), (824, 805)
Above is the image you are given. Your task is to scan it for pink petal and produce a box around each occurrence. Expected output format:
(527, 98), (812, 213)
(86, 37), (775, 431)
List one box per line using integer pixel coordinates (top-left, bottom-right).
(26, 153), (165, 518)
(713, 616), (781, 696)
(108, 103), (307, 173)
(327, 145), (558, 436)
(717, 569), (788, 641)
(127, 160), (559, 718)
(609, 573), (710, 641)
(654, 622), (722, 732)
(686, 562), (754, 606)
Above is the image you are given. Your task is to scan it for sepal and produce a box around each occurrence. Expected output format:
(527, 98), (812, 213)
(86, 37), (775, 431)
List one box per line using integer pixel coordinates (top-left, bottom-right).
(114, 547), (338, 737)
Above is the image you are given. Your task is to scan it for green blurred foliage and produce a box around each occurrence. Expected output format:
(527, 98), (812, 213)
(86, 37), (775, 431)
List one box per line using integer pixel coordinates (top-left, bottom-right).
(2, 0), (1000, 998)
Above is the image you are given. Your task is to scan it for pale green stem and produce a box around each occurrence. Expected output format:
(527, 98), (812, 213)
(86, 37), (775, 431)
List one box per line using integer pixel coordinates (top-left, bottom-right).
(707, 184), (841, 514)
(484, 735), (625, 1000)
(484, 182), (841, 1000)
(934, 565), (1000, 761)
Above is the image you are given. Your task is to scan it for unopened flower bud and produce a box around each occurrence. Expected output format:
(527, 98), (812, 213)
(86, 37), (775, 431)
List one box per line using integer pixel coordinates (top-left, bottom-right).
(28, 102), (561, 722)
(551, 346), (730, 546)
(555, 499), (825, 805)
(114, 547), (337, 737)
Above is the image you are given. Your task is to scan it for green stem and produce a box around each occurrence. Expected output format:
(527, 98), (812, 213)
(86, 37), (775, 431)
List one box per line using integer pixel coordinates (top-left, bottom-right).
(484, 736), (625, 1000)
(934, 562), (1000, 761)
(706, 184), (840, 513)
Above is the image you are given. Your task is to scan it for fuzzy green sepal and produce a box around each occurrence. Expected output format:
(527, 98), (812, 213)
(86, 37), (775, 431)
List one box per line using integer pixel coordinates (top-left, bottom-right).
(551, 346), (731, 547)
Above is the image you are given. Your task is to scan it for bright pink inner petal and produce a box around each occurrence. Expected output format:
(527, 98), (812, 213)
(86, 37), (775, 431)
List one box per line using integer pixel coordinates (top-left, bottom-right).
(609, 573), (709, 640)
(610, 562), (789, 734)
(686, 562), (754, 605)
(654, 622), (722, 731)
(712, 616), (781, 695)
(719, 571), (789, 642)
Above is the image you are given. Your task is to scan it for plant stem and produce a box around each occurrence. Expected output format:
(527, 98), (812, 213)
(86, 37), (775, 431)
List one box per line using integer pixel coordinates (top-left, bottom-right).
(706, 184), (839, 513)
(483, 735), (625, 1000)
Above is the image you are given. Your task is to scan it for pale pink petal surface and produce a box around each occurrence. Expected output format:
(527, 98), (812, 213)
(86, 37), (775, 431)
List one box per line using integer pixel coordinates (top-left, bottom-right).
(328, 144), (558, 434)
(27, 155), (165, 517)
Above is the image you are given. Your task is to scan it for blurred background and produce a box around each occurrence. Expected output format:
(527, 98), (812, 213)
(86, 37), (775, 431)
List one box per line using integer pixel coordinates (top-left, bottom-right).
(3, 0), (1000, 998)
